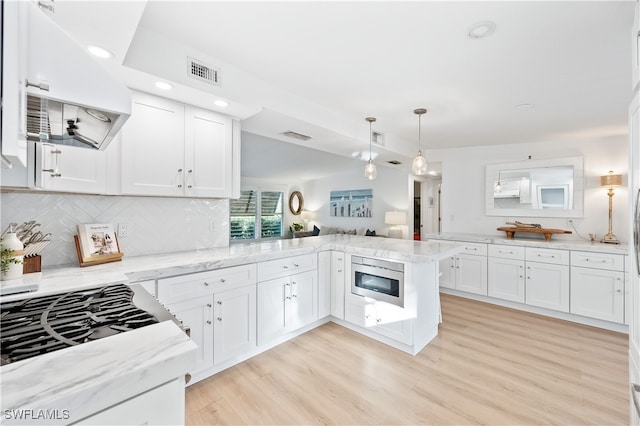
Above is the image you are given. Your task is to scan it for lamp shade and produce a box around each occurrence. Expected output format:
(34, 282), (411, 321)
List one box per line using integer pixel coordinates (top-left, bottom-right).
(600, 171), (622, 188)
(385, 211), (407, 226)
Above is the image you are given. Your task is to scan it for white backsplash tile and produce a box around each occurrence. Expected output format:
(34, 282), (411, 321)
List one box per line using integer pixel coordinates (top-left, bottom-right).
(1, 193), (230, 267)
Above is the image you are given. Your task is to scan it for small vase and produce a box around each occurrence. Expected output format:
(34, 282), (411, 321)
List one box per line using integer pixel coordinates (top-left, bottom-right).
(1, 232), (24, 281)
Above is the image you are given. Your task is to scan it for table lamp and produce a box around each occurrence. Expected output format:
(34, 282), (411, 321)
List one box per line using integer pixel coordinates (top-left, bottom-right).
(385, 211), (406, 239)
(600, 170), (622, 244)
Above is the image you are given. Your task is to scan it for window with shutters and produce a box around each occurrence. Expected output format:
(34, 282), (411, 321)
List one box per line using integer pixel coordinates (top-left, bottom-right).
(230, 189), (284, 241)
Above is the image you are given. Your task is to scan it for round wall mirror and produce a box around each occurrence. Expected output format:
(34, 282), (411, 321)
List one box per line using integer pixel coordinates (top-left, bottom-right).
(289, 191), (304, 215)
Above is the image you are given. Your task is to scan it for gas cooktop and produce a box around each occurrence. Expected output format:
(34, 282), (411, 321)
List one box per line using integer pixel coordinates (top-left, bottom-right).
(0, 284), (176, 366)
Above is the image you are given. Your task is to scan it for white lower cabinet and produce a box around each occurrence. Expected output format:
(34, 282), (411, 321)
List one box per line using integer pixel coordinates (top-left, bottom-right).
(317, 251), (331, 319)
(74, 378), (185, 425)
(213, 285), (256, 365)
(488, 257), (525, 303)
(525, 261), (570, 312)
(438, 242), (487, 295)
(570, 267), (624, 323)
(169, 295), (214, 374)
(257, 270), (317, 346)
(156, 264), (257, 378)
(331, 250), (346, 319)
(344, 293), (412, 345)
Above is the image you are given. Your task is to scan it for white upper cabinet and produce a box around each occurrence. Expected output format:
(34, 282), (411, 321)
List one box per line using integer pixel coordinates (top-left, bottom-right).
(121, 93), (185, 196)
(121, 91), (236, 198)
(34, 143), (107, 193)
(184, 107), (233, 198)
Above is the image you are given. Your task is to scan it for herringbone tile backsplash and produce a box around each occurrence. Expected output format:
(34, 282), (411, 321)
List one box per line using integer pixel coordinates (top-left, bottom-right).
(1, 193), (230, 267)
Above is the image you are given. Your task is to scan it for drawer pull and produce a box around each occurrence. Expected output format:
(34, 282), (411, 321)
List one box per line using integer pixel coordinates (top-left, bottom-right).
(376, 318), (382, 323)
(220, 278), (226, 283)
(292, 294), (297, 298)
(293, 263), (300, 267)
(466, 247), (478, 251)
(337, 269), (343, 273)
(217, 317), (222, 322)
(204, 282), (209, 286)
(206, 303), (212, 308)
(498, 250), (515, 254)
(206, 320), (212, 325)
(285, 296), (291, 300)
(283, 265), (289, 269)
(217, 300), (222, 305)
(536, 254), (556, 258)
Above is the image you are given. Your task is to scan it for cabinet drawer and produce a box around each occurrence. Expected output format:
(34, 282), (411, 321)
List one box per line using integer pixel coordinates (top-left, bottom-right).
(157, 264), (257, 303)
(457, 242), (488, 256)
(525, 247), (569, 265)
(571, 251), (624, 271)
(488, 244), (525, 260)
(257, 254), (317, 281)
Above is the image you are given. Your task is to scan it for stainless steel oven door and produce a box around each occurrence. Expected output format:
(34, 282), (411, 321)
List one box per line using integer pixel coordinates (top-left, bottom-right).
(351, 260), (404, 308)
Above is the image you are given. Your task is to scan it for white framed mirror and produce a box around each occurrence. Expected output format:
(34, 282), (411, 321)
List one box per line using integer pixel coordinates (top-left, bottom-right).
(485, 156), (584, 218)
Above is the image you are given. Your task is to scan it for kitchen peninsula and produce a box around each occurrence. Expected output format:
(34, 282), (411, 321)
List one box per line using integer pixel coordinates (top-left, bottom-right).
(0, 235), (463, 422)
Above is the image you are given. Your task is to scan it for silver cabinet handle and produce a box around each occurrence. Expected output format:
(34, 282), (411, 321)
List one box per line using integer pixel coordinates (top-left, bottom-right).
(632, 383), (640, 418)
(282, 265), (289, 269)
(206, 320), (212, 325)
(376, 318), (381, 323)
(178, 184), (183, 188)
(204, 282), (209, 286)
(217, 317), (222, 322)
(293, 263), (300, 267)
(178, 168), (183, 172)
(285, 296), (291, 300)
(206, 303), (212, 308)
(217, 300), (222, 305)
(292, 294), (297, 298)
(220, 278), (226, 283)
(25, 79), (49, 91)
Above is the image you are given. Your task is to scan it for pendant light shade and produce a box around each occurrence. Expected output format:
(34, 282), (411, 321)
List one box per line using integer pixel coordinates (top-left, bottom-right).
(412, 108), (428, 175)
(365, 117), (377, 180)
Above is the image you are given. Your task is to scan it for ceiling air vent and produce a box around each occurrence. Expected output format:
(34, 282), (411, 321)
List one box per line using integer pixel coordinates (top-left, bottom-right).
(282, 131), (312, 141)
(187, 57), (220, 86)
(387, 160), (402, 165)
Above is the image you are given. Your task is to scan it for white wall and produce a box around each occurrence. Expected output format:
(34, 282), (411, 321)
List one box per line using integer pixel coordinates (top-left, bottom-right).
(429, 137), (629, 243)
(302, 166), (410, 238)
(0, 193), (230, 267)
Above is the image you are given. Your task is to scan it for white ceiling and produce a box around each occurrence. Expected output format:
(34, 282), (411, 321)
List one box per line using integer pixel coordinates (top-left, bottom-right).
(47, 1), (634, 180)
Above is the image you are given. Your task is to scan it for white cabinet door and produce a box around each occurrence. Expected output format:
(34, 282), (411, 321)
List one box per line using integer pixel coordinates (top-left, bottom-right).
(330, 251), (345, 319)
(439, 256), (456, 290)
(121, 92), (185, 196)
(632, 2), (640, 91)
(213, 285), (256, 365)
(525, 261), (569, 312)
(170, 296), (214, 375)
(34, 143), (106, 193)
(488, 257), (525, 303)
(570, 267), (624, 323)
(184, 106), (233, 198)
(455, 253), (488, 295)
(1, 1), (28, 168)
(75, 378), (184, 426)
(317, 251), (331, 319)
(257, 278), (288, 345)
(290, 270), (317, 331)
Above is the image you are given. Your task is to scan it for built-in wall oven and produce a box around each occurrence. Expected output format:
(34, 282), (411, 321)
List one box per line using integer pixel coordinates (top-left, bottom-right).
(351, 256), (404, 307)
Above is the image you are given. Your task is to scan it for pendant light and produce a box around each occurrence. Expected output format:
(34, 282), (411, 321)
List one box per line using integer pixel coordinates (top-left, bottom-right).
(495, 171), (502, 192)
(411, 108), (428, 175)
(364, 117), (377, 180)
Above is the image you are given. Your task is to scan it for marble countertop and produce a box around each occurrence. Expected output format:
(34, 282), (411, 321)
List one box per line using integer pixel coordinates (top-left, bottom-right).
(0, 235), (464, 302)
(0, 235), (461, 421)
(423, 232), (629, 254)
(0, 321), (197, 424)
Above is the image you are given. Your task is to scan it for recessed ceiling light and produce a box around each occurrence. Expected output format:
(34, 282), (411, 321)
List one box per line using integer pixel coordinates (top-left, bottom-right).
(214, 100), (229, 108)
(87, 45), (113, 59)
(468, 21), (496, 39)
(514, 103), (535, 110)
(155, 81), (172, 90)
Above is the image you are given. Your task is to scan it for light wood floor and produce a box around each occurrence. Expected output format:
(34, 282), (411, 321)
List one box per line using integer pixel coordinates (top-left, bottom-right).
(185, 294), (629, 425)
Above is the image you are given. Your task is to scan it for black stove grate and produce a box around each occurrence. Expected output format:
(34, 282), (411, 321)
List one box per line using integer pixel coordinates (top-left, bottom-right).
(0, 284), (159, 365)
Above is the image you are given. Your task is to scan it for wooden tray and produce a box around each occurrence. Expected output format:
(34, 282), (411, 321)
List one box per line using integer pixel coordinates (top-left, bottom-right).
(497, 227), (572, 241)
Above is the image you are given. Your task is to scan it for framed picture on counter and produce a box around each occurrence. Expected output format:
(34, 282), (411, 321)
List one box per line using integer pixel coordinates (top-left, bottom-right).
(75, 223), (124, 267)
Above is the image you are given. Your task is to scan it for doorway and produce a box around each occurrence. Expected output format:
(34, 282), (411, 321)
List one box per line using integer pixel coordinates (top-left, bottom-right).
(408, 170), (442, 240)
